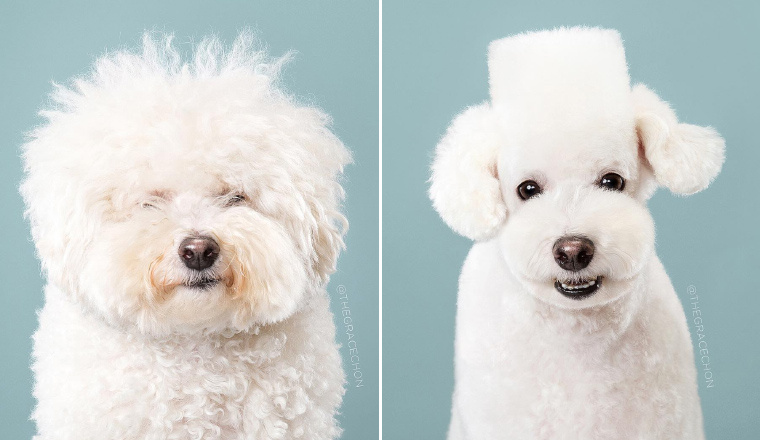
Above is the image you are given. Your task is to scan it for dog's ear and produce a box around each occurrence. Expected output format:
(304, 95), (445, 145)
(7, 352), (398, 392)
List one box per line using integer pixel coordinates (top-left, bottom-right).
(632, 84), (725, 196)
(292, 109), (352, 286)
(20, 146), (101, 295)
(430, 103), (506, 240)
(307, 198), (348, 285)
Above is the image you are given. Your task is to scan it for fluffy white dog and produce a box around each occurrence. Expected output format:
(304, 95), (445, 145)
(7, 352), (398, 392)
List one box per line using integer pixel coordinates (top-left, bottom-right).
(430, 27), (723, 440)
(22, 32), (350, 440)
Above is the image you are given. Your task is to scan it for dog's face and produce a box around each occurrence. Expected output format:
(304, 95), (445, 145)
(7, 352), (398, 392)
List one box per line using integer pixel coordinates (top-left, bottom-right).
(495, 118), (655, 308)
(22, 34), (350, 335)
(430, 85), (724, 310)
(80, 161), (322, 334)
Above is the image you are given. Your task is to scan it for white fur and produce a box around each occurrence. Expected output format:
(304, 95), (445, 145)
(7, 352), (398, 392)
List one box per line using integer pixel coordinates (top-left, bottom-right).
(22, 32), (350, 439)
(430, 27), (723, 439)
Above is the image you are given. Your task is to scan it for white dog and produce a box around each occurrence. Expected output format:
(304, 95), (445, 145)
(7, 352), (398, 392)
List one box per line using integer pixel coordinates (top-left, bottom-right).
(22, 32), (350, 440)
(430, 27), (723, 440)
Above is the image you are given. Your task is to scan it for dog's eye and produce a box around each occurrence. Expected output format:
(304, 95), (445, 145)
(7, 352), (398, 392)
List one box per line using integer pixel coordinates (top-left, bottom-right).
(226, 194), (247, 206)
(140, 201), (158, 210)
(517, 180), (542, 200)
(599, 173), (625, 191)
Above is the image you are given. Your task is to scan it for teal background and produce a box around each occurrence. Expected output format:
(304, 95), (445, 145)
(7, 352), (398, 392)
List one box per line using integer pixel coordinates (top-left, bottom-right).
(0, 1), (378, 438)
(383, 1), (759, 439)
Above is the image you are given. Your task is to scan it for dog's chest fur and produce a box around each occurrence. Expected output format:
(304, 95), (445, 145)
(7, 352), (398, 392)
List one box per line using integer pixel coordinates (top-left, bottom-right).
(32, 286), (344, 440)
(450, 240), (703, 440)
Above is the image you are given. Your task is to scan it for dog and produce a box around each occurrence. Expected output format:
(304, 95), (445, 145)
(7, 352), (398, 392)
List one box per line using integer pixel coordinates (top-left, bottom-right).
(430, 27), (723, 439)
(22, 32), (350, 440)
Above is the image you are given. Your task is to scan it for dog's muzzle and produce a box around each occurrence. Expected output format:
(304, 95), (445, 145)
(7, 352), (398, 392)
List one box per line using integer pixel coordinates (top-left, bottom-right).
(553, 236), (601, 299)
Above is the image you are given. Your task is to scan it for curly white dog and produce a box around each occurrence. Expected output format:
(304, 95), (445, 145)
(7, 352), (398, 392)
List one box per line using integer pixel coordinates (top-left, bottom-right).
(22, 32), (350, 440)
(430, 27), (723, 440)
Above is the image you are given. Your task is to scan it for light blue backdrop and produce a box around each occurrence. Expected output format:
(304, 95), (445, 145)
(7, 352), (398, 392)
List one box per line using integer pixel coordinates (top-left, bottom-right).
(383, 1), (759, 439)
(0, 1), (378, 438)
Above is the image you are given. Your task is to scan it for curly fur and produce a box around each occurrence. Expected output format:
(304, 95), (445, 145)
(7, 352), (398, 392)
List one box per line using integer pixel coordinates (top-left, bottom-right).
(22, 31), (350, 439)
(430, 27), (723, 439)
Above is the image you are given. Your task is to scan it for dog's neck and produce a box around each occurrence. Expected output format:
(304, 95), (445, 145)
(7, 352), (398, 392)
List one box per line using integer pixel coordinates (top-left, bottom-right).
(45, 283), (290, 370)
(46, 282), (295, 343)
(525, 269), (650, 354)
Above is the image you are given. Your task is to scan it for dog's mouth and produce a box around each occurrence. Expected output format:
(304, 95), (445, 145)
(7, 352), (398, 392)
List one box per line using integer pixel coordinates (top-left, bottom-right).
(184, 277), (220, 290)
(554, 276), (602, 299)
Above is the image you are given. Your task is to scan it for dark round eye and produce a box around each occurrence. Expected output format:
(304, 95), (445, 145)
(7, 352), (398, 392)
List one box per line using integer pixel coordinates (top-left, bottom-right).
(517, 180), (542, 200)
(599, 173), (625, 191)
(226, 194), (247, 206)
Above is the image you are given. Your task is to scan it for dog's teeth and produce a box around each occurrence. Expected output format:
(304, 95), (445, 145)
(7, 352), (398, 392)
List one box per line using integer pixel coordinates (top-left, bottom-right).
(559, 279), (598, 290)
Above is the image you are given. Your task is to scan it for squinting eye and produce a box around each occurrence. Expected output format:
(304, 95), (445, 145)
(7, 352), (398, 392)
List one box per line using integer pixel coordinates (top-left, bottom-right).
(140, 201), (158, 210)
(226, 194), (247, 206)
(599, 173), (625, 191)
(517, 180), (542, 200)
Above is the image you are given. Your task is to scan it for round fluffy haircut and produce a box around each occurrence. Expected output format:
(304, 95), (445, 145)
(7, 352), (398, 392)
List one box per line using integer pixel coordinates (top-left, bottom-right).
(21, 31), (351, 336)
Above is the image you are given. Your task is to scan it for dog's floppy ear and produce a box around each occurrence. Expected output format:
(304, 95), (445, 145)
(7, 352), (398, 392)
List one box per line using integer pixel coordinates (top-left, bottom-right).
(430, 103), (506, 241)
(632, 84), (725, 196)
(292, 107), (352, 285)
(307, 197), (348, 284)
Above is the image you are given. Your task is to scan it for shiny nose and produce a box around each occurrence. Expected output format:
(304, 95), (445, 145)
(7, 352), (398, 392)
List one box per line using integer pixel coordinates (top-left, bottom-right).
(552, 236), (594, 272)
(178, 236), (220, 271)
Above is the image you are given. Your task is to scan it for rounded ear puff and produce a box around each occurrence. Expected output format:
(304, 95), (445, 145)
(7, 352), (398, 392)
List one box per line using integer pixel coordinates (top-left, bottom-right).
(429, 103), (506, 240)
(632, 84), (725, 196)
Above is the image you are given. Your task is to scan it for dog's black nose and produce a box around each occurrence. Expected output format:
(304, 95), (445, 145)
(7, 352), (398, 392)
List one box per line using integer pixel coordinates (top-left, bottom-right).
(178, 236), (220, 271)
(553, 236), (594, 272)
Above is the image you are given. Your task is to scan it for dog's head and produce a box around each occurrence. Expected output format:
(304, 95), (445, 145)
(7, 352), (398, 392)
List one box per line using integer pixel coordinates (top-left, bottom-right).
(21, 32), (351, 334)
(430, 27), (723, 309)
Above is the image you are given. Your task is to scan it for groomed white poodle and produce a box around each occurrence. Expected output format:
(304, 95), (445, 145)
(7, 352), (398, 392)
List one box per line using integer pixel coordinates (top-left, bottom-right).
(22, 32), (350, 439)
(430, 27), (723, 439)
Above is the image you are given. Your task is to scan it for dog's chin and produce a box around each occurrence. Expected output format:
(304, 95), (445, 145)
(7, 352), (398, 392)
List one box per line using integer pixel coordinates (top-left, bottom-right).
(151, 280), (236, 334)
(166, 277), (228, 308)
(522, 276), (634, 310)
(182, 277), (223, 291)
